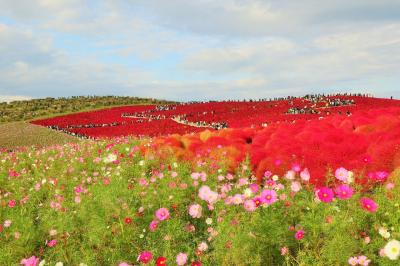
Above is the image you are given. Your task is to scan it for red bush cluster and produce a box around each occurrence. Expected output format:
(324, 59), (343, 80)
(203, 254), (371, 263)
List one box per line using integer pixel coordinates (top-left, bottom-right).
(146, 105), (400, 186)
(31, 95), (400, 139)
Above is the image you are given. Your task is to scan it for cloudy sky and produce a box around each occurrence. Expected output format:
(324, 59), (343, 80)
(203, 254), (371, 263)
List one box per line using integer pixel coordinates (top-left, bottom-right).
(0, 0), (399, 101)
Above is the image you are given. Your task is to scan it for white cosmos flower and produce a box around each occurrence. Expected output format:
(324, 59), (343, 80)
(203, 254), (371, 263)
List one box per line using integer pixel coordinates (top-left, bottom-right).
(379, 227), (391, 239)
(243, 188), (253, 198)
(103, 153), (117, 163)
(384, 239), (400, 260)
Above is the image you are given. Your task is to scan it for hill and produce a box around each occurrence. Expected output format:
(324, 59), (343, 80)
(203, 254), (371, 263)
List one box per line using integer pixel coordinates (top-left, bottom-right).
(0, 95), (176, 123)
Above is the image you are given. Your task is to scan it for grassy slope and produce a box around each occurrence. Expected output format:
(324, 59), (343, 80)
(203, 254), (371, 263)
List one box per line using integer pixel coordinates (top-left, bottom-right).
(0, 96), (174, 149)
(0, 122), (81, 149)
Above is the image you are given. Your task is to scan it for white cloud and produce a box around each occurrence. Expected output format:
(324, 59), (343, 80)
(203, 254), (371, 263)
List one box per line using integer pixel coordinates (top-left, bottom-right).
(0, 1), (399, 100)
(0, 95), (32, 103)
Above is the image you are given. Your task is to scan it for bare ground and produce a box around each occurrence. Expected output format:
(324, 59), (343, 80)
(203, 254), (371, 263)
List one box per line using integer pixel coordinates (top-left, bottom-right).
(0, 122), (81, 149)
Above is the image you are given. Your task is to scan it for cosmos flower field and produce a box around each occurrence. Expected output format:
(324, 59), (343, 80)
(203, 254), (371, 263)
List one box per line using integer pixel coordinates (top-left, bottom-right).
(2, 95), (400, 265)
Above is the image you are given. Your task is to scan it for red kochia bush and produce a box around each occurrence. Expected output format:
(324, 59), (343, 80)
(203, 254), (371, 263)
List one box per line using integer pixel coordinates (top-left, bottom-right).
(147, 106), (400, 187)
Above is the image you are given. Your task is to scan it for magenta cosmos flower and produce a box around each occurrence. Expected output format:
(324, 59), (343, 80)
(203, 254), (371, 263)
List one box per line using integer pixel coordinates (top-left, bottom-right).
(335, 185), (354, 200)
(261, 189), (278, 205)
(360, 198), (378, 212)
(317, 187), (334, 203)
(295, 230), (305, 240)
(138, 251), (153, 264)
(155, 208), (170, 221)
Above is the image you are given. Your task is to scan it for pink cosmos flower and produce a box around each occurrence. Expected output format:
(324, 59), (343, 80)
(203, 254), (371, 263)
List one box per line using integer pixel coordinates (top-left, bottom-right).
(291, 181), (302, 193)
(279, 193), (287, 201)
(335, 185), (354, 200)
(4, 220), (12, 227)
(198, 185), (210, 199)
(285, 170), (295, 180)
(265, 180), (276, 187)
(74, 196), (81, 204)
(103, 178), (110, 185)
(357, 255), (371, 266)
(8, 170), (20, 177)
(335, 167), (349, 182)
(232, 194), (243, 205)
(261, 190), (278, 205)
(191, 172), (200, 180)
(238, 178), (248, 187)
(226, 173), (234, 180)
(300, 168), (310, 181)
(348, 257), (358, 266)
(386, 182), (395, 190)
(119, 263), (132, 266)
(264, 171), (272, 178)
(138, 251), (153, 264)
(280, 246), (288, 256)
(8, 199), (16, 208)
(20, 256), (39, 266)
(176, 252), (188, 266)
(74, 186), (83, 194)
(292, 163), (301, 172)
(138, 178), (148, 187)
(360, 198), (378, 212)
(317, 187), (334, 203)
(188, 204), (202, 218)
(47, 239), (57, 247)
(155, 208), (170, 221)
(198, 241), (208, 252)
(249, 184), (259, 193)
(200, 172), (207, 182)
(149, 220), (159, 231)
(368, 171), (389, 183)
(198, 186), (218, 204)
(295, 230), (305, 240)
(243, 199), (257, 212)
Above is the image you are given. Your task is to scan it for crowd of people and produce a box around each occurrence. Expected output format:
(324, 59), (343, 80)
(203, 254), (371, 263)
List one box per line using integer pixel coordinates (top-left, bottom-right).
(46, 125), (97, 140)
(286, 95), (356, 115)
(121, 113), (167, 121)
(172, 115), (228, 130)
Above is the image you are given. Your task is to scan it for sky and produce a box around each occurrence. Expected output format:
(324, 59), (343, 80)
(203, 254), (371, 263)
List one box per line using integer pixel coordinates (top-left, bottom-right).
(0, 0), (399, 102)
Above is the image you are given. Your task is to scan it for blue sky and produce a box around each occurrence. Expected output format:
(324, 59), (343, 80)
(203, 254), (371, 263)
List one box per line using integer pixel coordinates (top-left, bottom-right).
(0, 0), (399, 102)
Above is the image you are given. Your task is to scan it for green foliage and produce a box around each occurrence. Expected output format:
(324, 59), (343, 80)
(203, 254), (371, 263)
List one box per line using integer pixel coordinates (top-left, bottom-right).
(0, 140), (399, 265)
